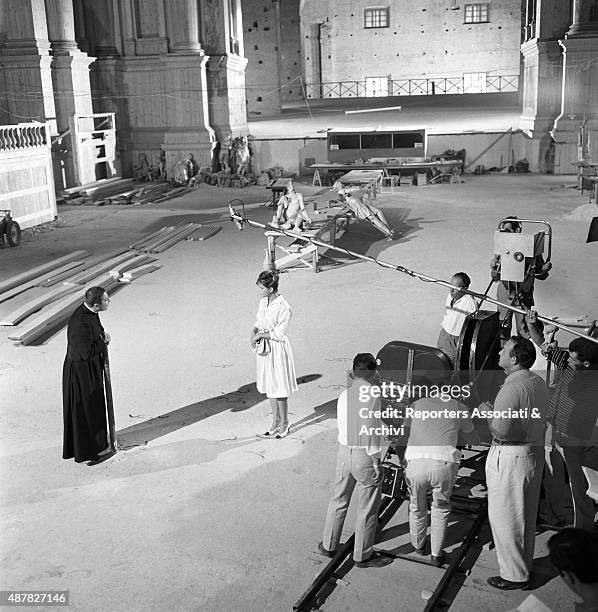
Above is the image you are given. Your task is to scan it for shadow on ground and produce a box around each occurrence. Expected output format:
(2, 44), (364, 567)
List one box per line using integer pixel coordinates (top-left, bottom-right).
(117, 373), (323, 449)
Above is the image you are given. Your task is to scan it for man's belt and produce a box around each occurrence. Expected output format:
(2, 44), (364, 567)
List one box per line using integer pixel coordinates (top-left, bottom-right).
(492, 438), (530, 446)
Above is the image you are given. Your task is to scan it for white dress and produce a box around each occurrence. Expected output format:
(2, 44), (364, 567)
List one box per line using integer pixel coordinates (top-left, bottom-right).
(255, 295), (298, 398)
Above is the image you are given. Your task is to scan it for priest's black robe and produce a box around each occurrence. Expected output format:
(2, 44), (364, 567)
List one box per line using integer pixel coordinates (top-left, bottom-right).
(62, 303), (108, 463)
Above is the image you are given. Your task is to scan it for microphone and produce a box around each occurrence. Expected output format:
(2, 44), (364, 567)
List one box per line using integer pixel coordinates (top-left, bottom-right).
(229, 204), (245, 231)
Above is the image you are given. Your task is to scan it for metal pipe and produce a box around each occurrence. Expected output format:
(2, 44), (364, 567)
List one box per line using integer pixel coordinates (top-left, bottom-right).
(229, 209), (598, 346)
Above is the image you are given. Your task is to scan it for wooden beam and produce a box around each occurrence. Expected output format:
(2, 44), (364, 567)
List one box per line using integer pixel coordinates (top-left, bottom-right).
(109, 255), (157, 276)
(120, 264), (162, 282)
(0, 284), (81, 326)
(33, 261), (85, 287)
(136, 226), (179, 252)
(130, 226), (171, 250)
(150, 224), (199, 253)
(0, 251), (89, 295)
(8, 274), (120, 345)
(65, 252), (140, 285)
(0, 282), (35, 304)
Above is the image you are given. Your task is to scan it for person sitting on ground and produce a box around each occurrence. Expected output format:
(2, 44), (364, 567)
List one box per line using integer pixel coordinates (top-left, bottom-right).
(548, 528), (598, 611)
(332, 181), (397, 240)
(273, 180), (312, 232)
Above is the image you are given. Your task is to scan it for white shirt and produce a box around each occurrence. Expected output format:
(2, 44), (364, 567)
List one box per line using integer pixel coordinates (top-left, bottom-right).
(441, 293), (478, 336)
(404, 398), (474, 463)
(337, 380), (383, 459)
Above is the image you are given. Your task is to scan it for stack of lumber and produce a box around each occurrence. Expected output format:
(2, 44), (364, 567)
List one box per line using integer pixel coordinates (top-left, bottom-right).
(131, 222), (208, 253)
(1, 221), (221, 344)
(6, 273), (121, 345)
(61, 178), (191, 206)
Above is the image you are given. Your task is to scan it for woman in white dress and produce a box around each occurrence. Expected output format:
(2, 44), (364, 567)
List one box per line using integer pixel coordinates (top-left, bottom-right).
(251, 271), (298, 438)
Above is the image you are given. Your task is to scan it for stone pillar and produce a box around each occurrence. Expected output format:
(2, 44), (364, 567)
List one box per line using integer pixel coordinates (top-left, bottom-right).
(0, 0), (56, 129)
(519, 0), (572, 172)
(200, 0), (248, 140)
(45, 0), (96, 187)
(90, 0), (215, 178)
(551, 0), (598, 173)
(165, 0), (202, 52)
(80, 0), (120, 56)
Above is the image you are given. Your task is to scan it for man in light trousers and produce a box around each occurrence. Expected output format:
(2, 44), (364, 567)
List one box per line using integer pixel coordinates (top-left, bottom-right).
(319, 353), (392, 568)
(484, 336), (549, 590)
(404, 390), (478, 566)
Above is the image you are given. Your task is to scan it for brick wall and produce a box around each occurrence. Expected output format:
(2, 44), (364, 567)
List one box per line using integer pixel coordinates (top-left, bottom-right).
(243, 0), (303, 116)
(299, 0), (522, 87)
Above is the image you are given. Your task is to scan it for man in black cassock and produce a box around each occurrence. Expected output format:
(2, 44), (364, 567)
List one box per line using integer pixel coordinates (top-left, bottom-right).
(62, 286), (111, 464)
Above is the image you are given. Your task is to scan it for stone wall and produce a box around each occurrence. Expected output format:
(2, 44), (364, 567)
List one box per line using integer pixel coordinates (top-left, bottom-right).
(300, 0), (522, 85)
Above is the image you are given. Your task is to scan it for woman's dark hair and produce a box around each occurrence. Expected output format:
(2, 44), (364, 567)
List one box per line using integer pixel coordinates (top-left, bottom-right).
(352, 353), (377, 372)
(256, 270), (279, 292)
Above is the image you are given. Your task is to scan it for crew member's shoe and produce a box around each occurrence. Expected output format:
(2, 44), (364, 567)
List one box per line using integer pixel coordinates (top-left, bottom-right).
(486, 576), (529, 590)
(431, 552), (447, 567)
(410, 539), (427, 555)
(355, 552), (393, 568)
(317, 542), (336, 558)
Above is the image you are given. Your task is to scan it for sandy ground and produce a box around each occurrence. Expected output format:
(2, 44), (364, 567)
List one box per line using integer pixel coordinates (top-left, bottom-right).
(1, 174), (597, 612)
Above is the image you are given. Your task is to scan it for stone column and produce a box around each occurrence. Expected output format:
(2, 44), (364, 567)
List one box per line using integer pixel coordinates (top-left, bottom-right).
(81, 0), (119, 56)
(0, 0), (56, 129)
(44, 0), (96, 187)
(551, 0), (598, 173)
(519, 0), (571, 172)
(166, 0), (202, 52)
(200, 0), (248, 140)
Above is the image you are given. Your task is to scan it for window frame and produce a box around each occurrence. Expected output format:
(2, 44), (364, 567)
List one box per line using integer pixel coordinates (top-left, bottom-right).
(364, 7), (390, 29)
(464, 3), (490, 24)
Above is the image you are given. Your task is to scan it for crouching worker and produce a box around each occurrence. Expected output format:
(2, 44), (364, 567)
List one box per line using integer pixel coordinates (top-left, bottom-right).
(318, 353), (393, 568)
(404, 377), (478, 566)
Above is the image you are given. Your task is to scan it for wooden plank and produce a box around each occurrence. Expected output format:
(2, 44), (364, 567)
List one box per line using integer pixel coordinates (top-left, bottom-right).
(109, 255), (157, 276)
(150, 224), (199, 253)
(65, 252), (140, 285)
(0, 251), (89, 295)
(0, 284), (81, 326)
(8, 274), (119, 345)
(120, 264), (162, 282)
(185, 225), (221, 241)
(0, 282), (35, 304)
(137, 226), (180, 252)
(275, 244), (317, 270)
(130, 226), (172, 250)
(63, 177), (123, 196)
(33, 261), (85, 287)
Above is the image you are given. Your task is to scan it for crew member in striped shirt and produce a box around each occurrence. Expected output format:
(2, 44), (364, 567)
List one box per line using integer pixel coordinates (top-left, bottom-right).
(541, 336), (598, 530)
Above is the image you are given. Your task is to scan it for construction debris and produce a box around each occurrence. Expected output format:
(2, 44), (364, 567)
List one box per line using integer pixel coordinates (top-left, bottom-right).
(60, 178), (191, 207)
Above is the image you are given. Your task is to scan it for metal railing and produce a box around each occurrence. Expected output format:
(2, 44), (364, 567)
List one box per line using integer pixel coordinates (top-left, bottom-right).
(303, 74), (519, 99)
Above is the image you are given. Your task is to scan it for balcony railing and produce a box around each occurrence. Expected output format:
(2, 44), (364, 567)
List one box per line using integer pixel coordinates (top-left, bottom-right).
(0, 122), (49, 151)
(302, 74), (519, 100)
